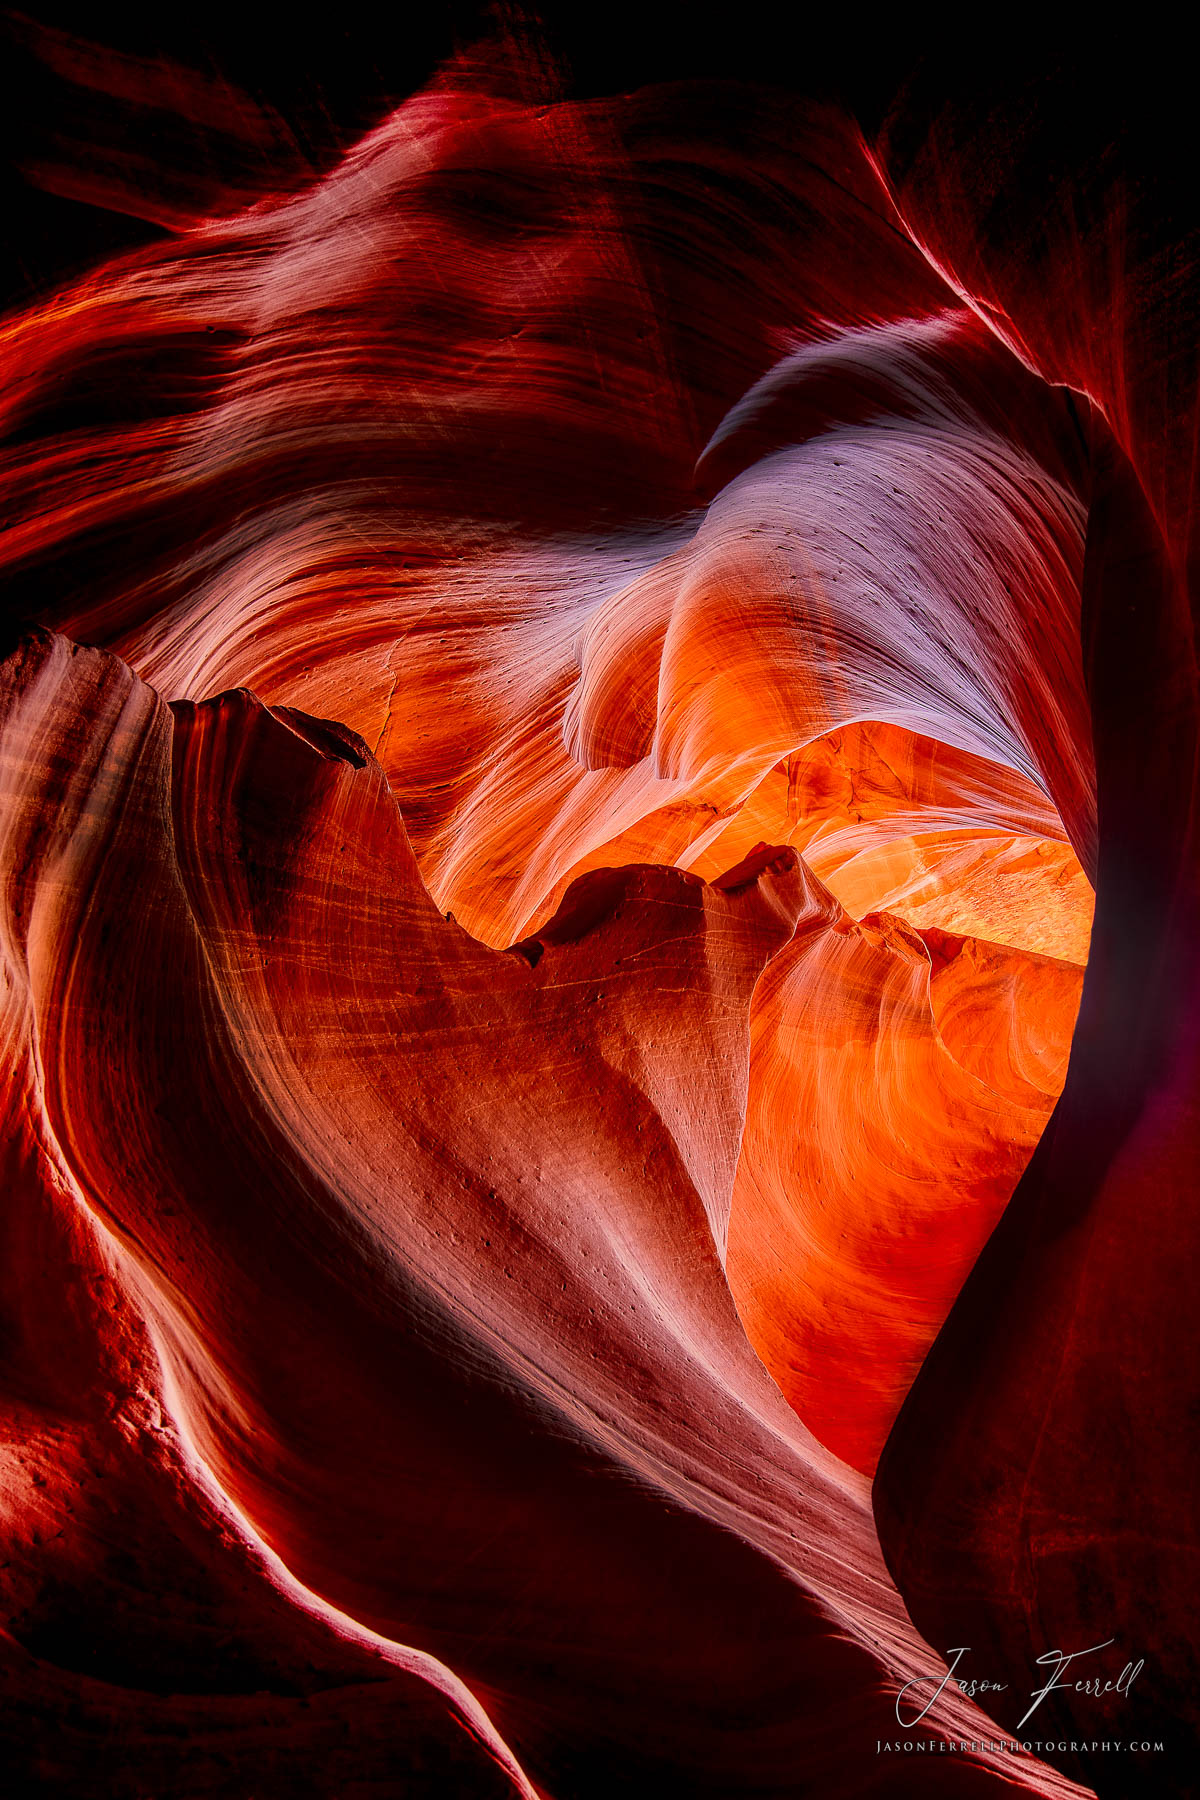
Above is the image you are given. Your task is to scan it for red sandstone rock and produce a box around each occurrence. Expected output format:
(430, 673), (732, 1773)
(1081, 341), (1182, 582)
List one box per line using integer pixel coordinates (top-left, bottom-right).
(0, 629), (1089, 1796)
(6, 38), (1186, 1799)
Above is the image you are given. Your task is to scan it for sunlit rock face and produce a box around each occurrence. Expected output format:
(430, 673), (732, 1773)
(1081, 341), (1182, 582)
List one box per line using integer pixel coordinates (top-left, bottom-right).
(0, 32), (1188, 1800)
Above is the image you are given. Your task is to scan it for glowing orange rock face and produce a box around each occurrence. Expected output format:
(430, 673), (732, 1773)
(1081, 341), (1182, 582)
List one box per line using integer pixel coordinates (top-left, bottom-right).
(730, 900), (1084, 1473)
(691, 724), (1092, 1475)
(707, 723), (1095, 967)
(3, 35), (1188, 1800)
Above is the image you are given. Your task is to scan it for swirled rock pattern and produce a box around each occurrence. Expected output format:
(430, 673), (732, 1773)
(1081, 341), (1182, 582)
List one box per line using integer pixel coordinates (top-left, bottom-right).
(0, 22), (1188, 1799)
